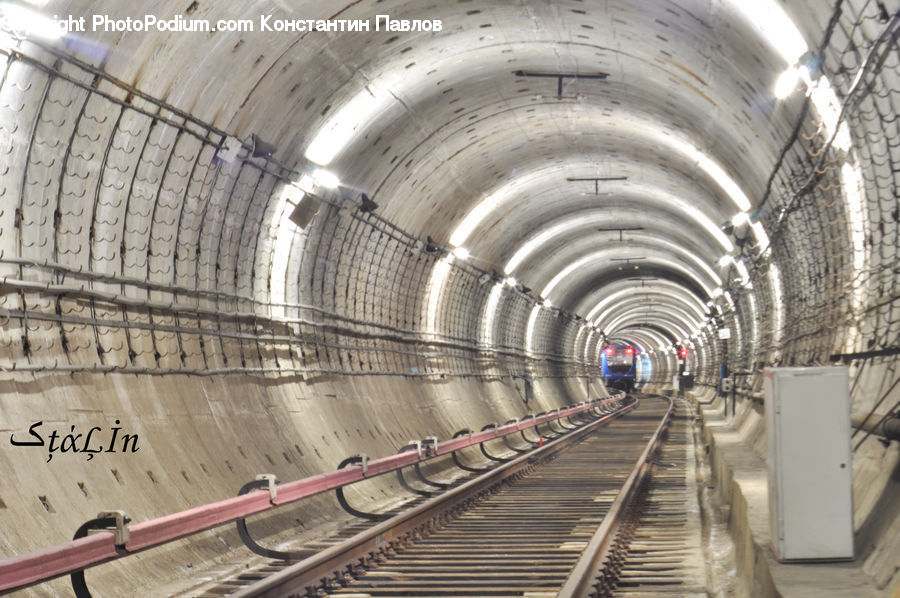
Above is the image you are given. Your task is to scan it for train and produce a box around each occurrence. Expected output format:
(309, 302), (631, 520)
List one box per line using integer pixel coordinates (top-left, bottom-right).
(601, 343), (639, 392)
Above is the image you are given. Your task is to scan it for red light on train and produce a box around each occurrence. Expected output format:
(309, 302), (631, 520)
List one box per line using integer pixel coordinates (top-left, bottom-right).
(606, 347), (613, 354)
(679, 348), (687, 358)
(625, 347), (634, 354)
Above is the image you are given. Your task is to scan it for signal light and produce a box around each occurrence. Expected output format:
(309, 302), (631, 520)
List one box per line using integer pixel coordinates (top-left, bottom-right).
(679, 348), (687, 358)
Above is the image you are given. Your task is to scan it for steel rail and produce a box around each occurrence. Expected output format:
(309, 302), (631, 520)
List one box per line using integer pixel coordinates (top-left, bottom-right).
(557, 394), (675, 597)
(0, 394), (625, 594)
(229, 396), (638, 598)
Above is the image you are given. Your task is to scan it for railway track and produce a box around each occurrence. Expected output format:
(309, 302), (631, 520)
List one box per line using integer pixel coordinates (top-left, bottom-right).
(201, 395), (708, 598)
(602, 400), (707, 597)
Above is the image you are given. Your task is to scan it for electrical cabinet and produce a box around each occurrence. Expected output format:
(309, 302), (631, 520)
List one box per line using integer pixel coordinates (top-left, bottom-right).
(763, 367), (854, 561)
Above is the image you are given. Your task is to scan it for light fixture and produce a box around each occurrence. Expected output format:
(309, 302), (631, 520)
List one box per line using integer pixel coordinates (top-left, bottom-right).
(312, 169), (340, 189)
(735, 260), (751, 286)
(731, 211), (751, 227)
(728, 0), (808, 65)
(718, 255), (732, 268)
(296, 174), (317, 194)
(452, 246), (470, 260)
(303, 77), (402, 166)
(504, 277), (518, 287)
(774, 67), (801, 99)
(751, 221), (771, 255)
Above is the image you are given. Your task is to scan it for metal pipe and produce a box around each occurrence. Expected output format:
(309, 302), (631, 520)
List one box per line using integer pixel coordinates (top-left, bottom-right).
(0, 275), (589, 367)
(852, 413), (900, 442)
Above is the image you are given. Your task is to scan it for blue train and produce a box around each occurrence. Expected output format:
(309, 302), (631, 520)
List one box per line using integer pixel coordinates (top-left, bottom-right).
(601, 344), (638, 392)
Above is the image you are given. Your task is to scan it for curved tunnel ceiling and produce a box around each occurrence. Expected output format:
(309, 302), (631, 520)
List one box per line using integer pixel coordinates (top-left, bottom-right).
(277, 0), (798, 353)
(0, 0), (892, 374)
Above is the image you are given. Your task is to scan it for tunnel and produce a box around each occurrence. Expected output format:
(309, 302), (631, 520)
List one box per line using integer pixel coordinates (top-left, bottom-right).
(0, 0), (898, 596)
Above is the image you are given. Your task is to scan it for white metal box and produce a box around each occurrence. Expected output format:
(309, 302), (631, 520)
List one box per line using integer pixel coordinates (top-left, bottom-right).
(763, 367), (854, 561)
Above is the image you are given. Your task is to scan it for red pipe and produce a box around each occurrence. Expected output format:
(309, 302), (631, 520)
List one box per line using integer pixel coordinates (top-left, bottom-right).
(0, 395), (626, 592)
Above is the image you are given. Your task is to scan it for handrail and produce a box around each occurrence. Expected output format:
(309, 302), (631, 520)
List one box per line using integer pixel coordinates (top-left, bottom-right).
(0, 394), (627, 594)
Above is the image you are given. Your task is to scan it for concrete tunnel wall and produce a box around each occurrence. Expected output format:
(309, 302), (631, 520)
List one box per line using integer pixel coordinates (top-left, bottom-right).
(2, 374), (600, 596)
(0, 0), (898, 596)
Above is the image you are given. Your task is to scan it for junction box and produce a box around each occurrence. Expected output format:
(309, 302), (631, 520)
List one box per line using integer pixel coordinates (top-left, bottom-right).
(763, 366), (853, 561)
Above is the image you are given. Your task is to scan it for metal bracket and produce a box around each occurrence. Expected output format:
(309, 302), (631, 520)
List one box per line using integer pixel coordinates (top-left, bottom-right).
(95, 510), (130, 547)
(424, 436), (438, 456)
(71, 511), (132, 597)
(255, 474), (277, 501)
(407, 439), (423, 457)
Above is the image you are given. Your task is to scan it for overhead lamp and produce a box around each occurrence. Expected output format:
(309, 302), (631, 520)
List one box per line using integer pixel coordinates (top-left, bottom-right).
(728, 0), (808, 65)
(296, 174), (318, 193)
(718, 255), (732, 268)
(452, 246), (470, 260)
(735, 259), (751, 286)
(774, 67), (802, 99)
(303, 78), (400, 166)
(731, 211), (751, 227)
(311, 169), (340, 189)
(504, 277), (518, 287)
